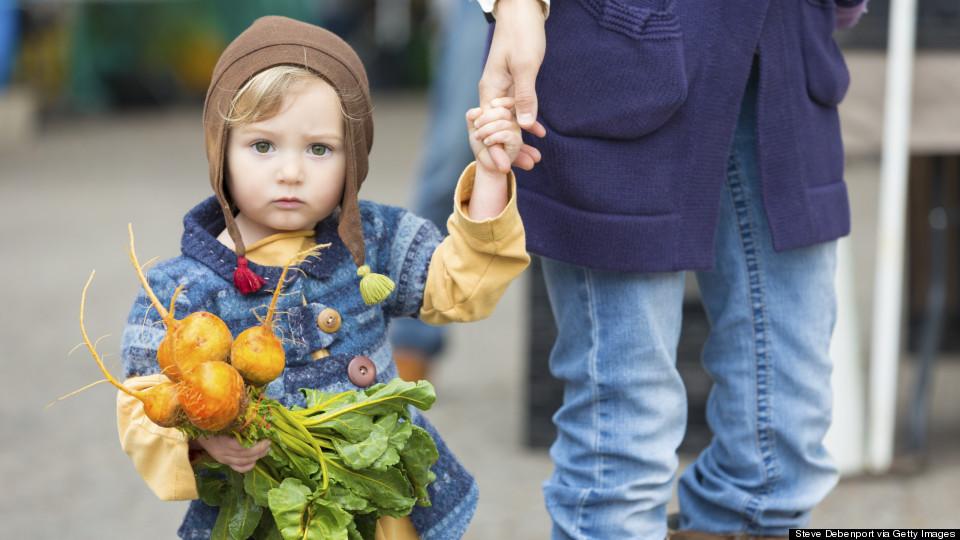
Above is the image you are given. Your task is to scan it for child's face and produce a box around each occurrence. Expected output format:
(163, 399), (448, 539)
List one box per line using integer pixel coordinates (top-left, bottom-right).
(226, 78), (346, 236)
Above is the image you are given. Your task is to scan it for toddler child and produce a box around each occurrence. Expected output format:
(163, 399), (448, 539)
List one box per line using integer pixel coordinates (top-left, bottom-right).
(117, 15), (533, 540)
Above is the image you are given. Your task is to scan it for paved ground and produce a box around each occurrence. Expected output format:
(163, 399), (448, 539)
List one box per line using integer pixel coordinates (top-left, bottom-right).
(0, 93), (957, 539)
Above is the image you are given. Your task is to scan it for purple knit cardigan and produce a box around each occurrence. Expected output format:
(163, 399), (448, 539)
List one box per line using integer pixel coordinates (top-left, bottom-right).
(513, 0), (868, 272)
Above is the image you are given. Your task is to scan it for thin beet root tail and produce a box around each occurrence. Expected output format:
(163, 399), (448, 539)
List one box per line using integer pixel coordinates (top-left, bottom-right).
(128, 223), (175, 328)
(80, 271), (141, 400)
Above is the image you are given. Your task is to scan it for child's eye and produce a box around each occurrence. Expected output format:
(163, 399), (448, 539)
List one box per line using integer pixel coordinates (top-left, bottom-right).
(309, 144), (330, 157)
(252, 141), (273, 154)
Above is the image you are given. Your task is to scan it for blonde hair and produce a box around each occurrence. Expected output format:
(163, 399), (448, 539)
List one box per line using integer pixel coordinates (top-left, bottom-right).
(223, 65), (368, 127)
(223, 65), (320, 127)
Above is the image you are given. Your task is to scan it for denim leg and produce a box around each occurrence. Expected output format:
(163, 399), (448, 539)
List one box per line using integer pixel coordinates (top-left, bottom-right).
(679, 69), (839, 534)
(541, 257), (687, 540)
(389, 0), (488, 358)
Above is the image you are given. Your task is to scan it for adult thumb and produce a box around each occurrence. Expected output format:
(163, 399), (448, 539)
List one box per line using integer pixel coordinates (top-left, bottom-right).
(513, 71), (539, 129)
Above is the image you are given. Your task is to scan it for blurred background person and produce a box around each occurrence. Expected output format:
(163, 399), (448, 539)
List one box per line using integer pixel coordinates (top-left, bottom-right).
(390, 0), (490, 382)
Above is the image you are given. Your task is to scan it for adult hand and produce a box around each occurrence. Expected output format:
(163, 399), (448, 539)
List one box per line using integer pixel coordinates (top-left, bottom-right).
(468, 97), (542, 173)
(478, 0), (547, 172)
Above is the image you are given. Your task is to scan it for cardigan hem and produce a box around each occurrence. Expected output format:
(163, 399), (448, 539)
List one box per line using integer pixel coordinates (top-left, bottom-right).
(518, 187), (683, 272)
(520, 181), (851, 274)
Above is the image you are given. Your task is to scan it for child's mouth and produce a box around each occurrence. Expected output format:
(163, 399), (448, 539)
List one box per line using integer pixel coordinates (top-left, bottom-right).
(274, 198), (304, 209)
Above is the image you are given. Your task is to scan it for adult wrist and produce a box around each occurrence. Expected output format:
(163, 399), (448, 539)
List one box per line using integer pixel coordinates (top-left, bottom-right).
(483, 0), (549, 20)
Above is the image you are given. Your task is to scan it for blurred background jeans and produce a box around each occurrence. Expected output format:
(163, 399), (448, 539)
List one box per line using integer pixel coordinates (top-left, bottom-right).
(389, 0), (488, 380)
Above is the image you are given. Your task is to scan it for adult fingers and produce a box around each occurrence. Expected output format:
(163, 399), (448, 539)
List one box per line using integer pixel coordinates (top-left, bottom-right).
(512, 145), (542, 171)
(512, 61), (540, 129)
(491, 102), (545, 138)
(520, 144), (542, 163)
(478, 63), (512, 113)
(524, 119), (546, 138)
(513, 152), (536, 171)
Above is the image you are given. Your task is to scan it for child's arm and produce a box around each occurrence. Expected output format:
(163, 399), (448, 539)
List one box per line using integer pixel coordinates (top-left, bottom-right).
(415, 99), (534, 324)
(464, 98), (535, 220)
(117, 374), (200, 501)
(117, 271), (199, 500)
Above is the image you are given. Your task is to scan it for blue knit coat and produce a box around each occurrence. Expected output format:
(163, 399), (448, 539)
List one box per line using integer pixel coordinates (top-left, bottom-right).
(516, 0), (865, 271)
(120, 197), (477, 540)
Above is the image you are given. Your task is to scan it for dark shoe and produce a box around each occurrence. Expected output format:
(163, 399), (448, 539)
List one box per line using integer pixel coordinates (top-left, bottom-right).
(669, 531), (785, 540)
(666, 514), (786, 540)
(393, 348), (432, 382)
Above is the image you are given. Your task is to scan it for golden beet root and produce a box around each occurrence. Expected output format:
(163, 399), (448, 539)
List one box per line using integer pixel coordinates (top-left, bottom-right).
(139, 381), (183, 427)
(231, 325), (285, 386)
(178, 361), (246, 432)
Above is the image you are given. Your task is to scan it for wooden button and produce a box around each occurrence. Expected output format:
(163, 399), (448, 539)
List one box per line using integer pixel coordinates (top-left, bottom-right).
(317, 308), (341, 333)
(347, 355), (376, 388)
(310, 349), (330, 361)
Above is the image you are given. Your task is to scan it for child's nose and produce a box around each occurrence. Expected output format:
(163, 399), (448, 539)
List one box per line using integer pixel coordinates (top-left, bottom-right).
(278, 152), (305, 184)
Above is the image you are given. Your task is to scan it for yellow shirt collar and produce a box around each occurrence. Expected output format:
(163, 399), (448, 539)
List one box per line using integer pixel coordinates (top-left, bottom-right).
(244, 230), (316, 267)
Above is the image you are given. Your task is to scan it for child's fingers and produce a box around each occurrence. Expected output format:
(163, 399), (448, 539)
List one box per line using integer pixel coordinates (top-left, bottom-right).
(473, 119), (517, 142)
(476, 147), (499, 171)
(489, 96), (515, 109)
(465, 107), (482, 123)
(251, 439), (271, 458)
(231, 461), (256, 474)
(488, 145), (512, 173)
(473, 107), (513, 129)
(482, 130), (519, 147)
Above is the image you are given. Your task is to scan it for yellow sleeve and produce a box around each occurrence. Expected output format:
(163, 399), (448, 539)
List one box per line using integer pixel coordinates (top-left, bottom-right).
(419, 162), (530, 324)
(116, 374), (199, 501)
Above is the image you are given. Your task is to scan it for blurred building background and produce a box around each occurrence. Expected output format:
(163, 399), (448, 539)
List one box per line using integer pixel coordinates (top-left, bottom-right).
(0, 1), (957, 538)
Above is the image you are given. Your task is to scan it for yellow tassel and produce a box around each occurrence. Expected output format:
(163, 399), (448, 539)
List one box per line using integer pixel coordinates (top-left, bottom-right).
(357, 265), (395, 305)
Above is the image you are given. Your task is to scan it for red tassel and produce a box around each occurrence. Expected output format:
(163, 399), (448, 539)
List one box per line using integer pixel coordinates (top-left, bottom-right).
(233, 256), (266, 295)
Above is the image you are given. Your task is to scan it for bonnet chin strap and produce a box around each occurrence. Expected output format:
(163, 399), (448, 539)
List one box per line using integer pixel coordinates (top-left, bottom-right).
(341, 117), (394, 305)
(218, 191), (266, 295)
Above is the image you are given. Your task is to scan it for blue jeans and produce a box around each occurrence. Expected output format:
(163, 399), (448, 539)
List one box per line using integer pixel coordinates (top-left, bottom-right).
(541, 65), (839, 539)
(389, 0), (488, 358)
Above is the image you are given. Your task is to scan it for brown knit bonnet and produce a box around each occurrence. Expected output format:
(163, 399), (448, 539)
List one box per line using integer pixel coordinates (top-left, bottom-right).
(203, 16), (375, 294)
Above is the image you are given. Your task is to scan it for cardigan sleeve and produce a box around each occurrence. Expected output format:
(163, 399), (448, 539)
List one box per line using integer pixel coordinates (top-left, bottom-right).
(117, 374), (199, 501)
(419, 162), (530, 324)
(835, 0), (868, 30)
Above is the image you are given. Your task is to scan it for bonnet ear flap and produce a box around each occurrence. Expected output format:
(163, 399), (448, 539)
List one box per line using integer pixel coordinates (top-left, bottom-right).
(338, 118), (394, 305)
(216, 150), (266, 295)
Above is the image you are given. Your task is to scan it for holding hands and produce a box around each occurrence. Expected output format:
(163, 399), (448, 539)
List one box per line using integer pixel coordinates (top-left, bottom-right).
(464, 97), (541, 220)
(467, 97), (541, 173)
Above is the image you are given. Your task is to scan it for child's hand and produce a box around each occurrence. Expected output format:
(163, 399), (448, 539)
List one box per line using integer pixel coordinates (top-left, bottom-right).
(467, 97), (542, 173)
(193, 436), (270, 473)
